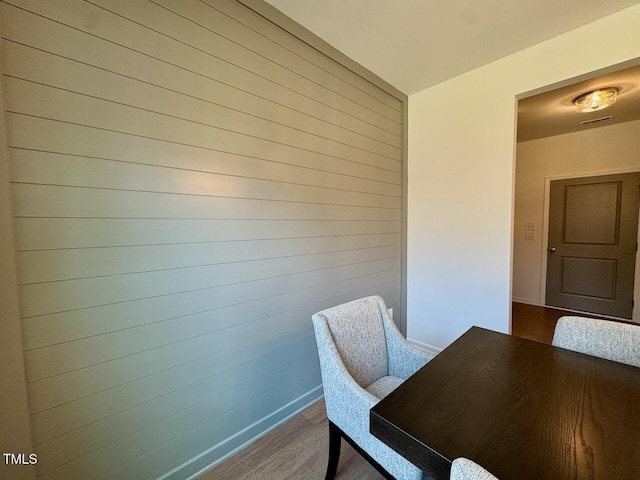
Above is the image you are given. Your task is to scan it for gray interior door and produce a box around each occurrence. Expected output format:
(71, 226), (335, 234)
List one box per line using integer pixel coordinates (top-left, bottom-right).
(546, 172), (640, 318)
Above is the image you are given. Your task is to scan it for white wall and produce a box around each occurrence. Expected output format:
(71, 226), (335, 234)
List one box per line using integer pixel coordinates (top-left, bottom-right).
(407, 3), (640, 350)
(513, 120), (640, 305)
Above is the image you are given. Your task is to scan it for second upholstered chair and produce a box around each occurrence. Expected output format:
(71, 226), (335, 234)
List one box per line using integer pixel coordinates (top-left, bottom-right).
(552, 316), (640, 368)
(450, 458), (498, 480)
(312, 295), (434, 480)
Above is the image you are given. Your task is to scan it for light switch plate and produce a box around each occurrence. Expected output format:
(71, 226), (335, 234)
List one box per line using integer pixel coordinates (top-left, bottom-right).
(525, 222), (536, 231)
(525, 231), (535, 241)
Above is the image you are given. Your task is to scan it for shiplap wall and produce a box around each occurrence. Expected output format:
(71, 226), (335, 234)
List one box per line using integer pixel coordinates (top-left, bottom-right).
(0, 0), (405, 478)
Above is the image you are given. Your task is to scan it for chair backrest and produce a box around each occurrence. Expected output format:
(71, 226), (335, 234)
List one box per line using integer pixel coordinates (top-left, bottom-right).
(312, 296), (388, 387)
(552, 316), (640, 368)
(450, 458), (498, 480)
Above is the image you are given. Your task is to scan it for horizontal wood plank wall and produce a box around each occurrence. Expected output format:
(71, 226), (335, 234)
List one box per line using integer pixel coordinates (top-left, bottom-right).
(0, 0), (406, 478)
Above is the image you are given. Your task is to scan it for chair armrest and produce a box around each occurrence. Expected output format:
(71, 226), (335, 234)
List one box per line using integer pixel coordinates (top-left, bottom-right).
(312, 315), (379, 431)
(377, 300), (434, 379)
(388, 338), (434, 380)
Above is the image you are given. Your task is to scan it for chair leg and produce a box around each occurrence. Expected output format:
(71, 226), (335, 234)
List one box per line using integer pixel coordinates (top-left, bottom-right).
(325, 421), (341, 480)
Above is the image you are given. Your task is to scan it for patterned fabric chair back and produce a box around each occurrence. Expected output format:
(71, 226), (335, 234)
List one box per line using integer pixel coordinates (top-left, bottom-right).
(450, 458), (498, 480)
(552, 316), (640, 368)
(313, 296), (388, 387)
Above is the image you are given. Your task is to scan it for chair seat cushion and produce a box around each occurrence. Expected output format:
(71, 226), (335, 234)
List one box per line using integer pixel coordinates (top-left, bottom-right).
(366, 375), (404, 399)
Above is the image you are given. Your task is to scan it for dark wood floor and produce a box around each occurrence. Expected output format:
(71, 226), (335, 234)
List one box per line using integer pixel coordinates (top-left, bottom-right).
(511, 301), (611, 344)
(202, 302), (602, 479)
(511, 301), (563, 344)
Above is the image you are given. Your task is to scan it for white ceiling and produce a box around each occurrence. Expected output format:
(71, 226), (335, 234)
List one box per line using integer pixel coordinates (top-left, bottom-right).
(265, 0), (640, 95)
(266, 0), (640, 140)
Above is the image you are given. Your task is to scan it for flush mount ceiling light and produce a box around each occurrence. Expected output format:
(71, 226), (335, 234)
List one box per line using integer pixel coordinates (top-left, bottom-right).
(574, 88), (618, 113)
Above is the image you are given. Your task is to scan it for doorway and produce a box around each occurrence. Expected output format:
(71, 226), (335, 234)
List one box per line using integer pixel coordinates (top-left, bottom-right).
(512, 62), (640, 325)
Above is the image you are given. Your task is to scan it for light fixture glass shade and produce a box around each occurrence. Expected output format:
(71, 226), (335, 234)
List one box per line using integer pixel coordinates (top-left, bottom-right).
(574, 88), (618, 113)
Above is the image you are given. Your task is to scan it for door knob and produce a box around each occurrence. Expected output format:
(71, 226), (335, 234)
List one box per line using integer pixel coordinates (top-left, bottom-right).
(548, 247), (556, 253)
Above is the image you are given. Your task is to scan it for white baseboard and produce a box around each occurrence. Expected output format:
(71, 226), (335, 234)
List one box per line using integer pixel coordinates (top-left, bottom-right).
(512, 297), (541, 306)
(159, 386), (324, 480)
(408, 337), (442, 355)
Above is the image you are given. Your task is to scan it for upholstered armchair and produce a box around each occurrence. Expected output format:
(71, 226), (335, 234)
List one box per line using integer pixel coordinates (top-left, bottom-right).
(312, 295), (434, 480)
(450, 458), (498, 480)
(552, 316), (640, 368)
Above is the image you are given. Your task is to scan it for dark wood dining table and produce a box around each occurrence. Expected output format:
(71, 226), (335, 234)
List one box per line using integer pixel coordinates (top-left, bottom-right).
(370, 326), (640, 480)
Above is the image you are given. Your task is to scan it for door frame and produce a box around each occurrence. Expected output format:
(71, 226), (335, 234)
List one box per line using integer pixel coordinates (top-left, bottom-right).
(540, 167), (640, 323)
